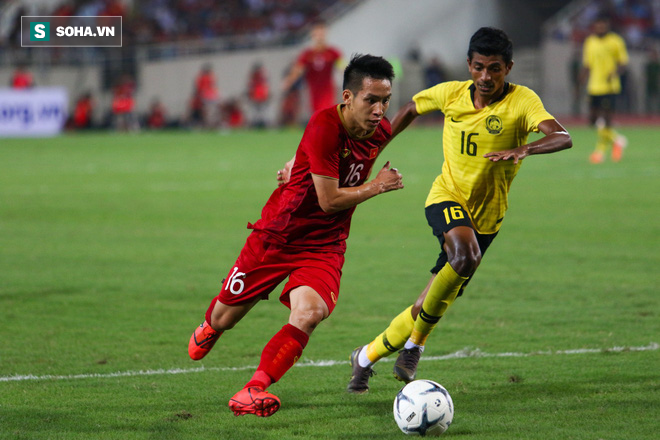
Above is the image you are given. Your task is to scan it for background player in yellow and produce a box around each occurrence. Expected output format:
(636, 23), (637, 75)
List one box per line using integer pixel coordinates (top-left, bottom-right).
(580, 14), (629, 164)
(347, 27), (573, 393)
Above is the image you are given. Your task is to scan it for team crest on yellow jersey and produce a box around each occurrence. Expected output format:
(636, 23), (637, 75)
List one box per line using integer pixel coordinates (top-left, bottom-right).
(486, 115), (503, 134)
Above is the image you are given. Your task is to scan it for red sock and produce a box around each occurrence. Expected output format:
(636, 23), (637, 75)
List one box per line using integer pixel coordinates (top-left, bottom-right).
(204, 296), (219, 325)
(245, 324), (309, 390)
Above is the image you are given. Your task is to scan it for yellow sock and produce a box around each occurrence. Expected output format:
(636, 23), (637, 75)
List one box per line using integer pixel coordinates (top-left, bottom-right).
(596, 126), (610, 153)
(365, 306), (414, 363)
(409, 263), (468, 346)
(604, 127), (618, 143)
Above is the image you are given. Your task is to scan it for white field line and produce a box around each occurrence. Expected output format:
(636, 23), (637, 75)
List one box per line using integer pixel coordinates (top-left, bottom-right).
(1, 342), (657, 383)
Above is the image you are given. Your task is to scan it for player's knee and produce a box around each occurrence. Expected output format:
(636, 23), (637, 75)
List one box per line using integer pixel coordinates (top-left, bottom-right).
(448, 247), (481, 277)
(209, 313), (241, 332)
(290, 303), (327, 334)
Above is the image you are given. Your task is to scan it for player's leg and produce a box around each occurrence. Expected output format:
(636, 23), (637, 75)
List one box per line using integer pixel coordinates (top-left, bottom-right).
(347, 278), (433, 393)
(229, 286), (327, 417)
(230, 252), (340, 416)
(188, 299), (257, 360)
(393, 226), (474, 382)
(590, 96), (626, 163)
(589, 96), (606, 164)
(605, 95), (627, 162)
(394, 227), (498, 383)
(189, 232), (288, 361)
(392, 202), (479, 383)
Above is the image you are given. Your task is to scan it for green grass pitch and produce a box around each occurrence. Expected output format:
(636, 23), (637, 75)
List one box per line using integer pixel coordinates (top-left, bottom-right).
(1, 126), (658, 439)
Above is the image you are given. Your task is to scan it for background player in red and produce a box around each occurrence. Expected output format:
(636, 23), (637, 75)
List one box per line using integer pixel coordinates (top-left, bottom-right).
(70, 92), (94, 129)
(10, 65), (34, 89)
(282, 21), (342, 114)
(188, 54), (403, 417)
(247, 62), (270, 128)
(193, 63), (220, 128)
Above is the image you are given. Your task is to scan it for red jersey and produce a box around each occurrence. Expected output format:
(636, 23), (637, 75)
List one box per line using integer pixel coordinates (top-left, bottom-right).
(297, 46), (341, 111)
(249, 105), (391, 253)
(11, 72), (33, 89)
(195, 72), (219, 101)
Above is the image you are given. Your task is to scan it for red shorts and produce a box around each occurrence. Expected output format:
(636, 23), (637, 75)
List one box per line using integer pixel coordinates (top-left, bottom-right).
(216, 232), (344, 314)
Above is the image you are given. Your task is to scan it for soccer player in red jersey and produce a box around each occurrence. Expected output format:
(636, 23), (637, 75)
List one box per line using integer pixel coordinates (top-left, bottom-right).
(283, 21), (343, 114)
(189, 54), (403, 417)
(10, 65), (34, 89)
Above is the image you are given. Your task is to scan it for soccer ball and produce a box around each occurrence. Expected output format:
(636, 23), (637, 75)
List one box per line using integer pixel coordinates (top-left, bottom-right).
(393, 380), (454, 436)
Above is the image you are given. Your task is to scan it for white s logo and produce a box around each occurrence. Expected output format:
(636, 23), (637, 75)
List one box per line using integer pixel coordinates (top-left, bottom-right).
(35, 24), (46, 39)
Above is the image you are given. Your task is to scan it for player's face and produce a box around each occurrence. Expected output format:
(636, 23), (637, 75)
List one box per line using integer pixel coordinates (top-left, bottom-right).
(593, 20), (610, 37)
(311, 24), (327, 45)
(467, 53), (512, 103)
(342, 77), (392, 136)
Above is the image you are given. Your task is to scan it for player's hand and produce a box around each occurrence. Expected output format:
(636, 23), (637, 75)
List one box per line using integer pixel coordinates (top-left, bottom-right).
(373, 161), (404, 193)
(277, 158), (295, 186)
(484, 146), (529, 164)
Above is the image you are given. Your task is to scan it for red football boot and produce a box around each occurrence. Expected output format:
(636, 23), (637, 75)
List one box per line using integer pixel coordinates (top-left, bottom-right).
(228, 387), (281, 417)
(188, 321), (220, 360)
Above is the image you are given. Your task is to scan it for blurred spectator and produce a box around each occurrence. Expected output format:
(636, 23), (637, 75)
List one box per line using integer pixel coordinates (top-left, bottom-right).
(10, 65), (34, 89)
(100, 0), (127, 17)
(127, 0), (346, 44)
(556, 0), (660, 49)
(194, 64), (220, 128)
(187, 92), (205, 129)
(247, 62), (270, 128)
(53, 1), (76, 17)
(69, 92), (95, 129)
(220, 98), (245, 129)
(423, 56), (447, 88)
(78, 0), (105, 17)
(111, 74), (137, 131)
(282, 21), (342, 114)
(645, 47), (660, 113)
(146, 98), (168, 129)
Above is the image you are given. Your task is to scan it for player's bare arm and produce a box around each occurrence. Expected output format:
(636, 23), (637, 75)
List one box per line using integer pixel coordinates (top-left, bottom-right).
(281, 62), (304, 92)
(483, 119), (572, 164)
(312, 161), (403, 213)
(389, 101), (419, 139)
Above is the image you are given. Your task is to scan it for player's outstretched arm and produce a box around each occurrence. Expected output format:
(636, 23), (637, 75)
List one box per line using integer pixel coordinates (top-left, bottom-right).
(281, 62), (304, 92)
(390, 101), (419, 140)
(483, 119), (572, 164)
(312, 161), (403, 213)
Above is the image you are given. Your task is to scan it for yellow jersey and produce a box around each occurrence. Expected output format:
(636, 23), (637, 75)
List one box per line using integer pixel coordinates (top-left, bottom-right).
(582, 32), (628, 96)
(414, 80), (554, 234)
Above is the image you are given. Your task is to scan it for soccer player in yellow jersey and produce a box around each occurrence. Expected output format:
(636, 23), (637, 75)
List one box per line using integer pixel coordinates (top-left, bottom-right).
(347, 27), (572, 393)
(581, 14), (629, 163)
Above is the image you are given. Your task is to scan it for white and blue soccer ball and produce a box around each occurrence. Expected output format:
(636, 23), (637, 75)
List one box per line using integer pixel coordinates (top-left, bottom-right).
(393, 380), (454, 436)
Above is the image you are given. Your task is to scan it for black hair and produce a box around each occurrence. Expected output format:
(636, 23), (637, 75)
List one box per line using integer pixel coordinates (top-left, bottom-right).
(595, 12), (612, 23)
(342, 54), (395, 94)
(467, 27), (513, 65)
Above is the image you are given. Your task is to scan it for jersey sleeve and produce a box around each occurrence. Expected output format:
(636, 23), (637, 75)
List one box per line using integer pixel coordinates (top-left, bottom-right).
(302, 113), (341, 179)
(519, 87), (554, 133)
(615, 35), (629, 66)
(296, 49), (310, 67)
(412, 83), (446, 115)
